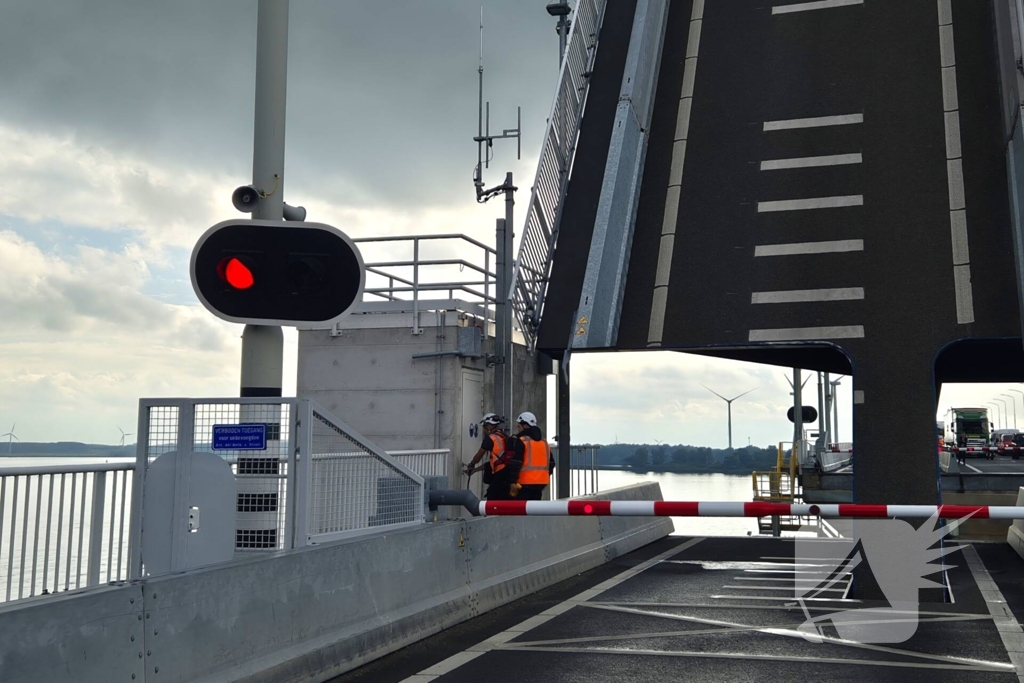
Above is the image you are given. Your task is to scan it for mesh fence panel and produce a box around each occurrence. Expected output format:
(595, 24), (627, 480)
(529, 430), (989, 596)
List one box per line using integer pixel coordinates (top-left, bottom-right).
(193, 403), (291, 552)
(146, 406), (179, 462)
(308, 410), (422, 539)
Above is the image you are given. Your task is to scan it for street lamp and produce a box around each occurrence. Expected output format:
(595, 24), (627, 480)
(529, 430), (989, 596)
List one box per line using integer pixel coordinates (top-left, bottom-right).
(1002, 394), (1019, 429)
(830, 376), (843, 443)
(990, 401), (1006, 430)
(1010, 389), (1024, 430)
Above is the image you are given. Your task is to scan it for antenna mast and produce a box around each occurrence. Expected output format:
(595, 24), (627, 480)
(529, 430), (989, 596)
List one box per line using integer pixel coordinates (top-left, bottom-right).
(473, 6), (521, 203)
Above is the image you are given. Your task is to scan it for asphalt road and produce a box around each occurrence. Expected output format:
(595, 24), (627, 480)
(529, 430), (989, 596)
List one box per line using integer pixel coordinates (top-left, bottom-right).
(948, 454), (1024, 475)
(330, 536), (1024, 683)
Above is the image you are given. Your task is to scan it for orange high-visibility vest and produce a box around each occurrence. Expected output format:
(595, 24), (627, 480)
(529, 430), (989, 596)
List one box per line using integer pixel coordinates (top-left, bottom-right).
(518, 437), (550, 485)
(489, 433), (509, 474)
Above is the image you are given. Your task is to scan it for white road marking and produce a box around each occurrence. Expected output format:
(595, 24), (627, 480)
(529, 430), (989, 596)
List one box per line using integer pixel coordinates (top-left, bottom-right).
(397, 539), (704, 682)
(962, 544), (1024, 675)
(755, 240), (864, 257)
(936, 0), (975, 324)
(751, 287), (864, 304)
(965, 462), (983, 474)
(749, 326), (865, 342)
(648, 0), (705, 347)
(760, 153), (862, 171)
(758, 195), (863, 212)
(722, 585), (847, 592)
(499, 644), (1009, 671)
(764, 113), (863, 131)
(773, 0), (864, 14)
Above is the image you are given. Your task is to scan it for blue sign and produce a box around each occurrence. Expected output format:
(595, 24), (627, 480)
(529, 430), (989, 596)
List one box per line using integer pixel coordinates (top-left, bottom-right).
(212, 423), (267, 451)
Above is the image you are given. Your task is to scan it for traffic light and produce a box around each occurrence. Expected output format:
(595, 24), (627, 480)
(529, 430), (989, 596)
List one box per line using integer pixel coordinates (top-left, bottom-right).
(787, 406), (819, 424)
(190, 219), (364, 326)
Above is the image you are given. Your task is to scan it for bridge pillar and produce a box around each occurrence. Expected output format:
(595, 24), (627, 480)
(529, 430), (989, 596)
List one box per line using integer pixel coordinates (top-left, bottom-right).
(852, 353), (939, 506)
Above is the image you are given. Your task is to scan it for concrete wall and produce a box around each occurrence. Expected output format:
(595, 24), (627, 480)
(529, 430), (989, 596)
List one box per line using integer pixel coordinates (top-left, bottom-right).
(298, 312), (549, 497)
(0, 483), (670, 683)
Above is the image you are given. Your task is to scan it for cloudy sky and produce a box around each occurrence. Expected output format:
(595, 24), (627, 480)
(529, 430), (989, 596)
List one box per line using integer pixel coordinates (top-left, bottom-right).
(0, 1), (1016, 448)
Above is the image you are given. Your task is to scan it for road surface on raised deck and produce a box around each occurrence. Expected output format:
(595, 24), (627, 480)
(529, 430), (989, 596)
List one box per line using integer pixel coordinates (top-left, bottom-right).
(330, 536), (1024, 683)
(949, 455), (1024, 475)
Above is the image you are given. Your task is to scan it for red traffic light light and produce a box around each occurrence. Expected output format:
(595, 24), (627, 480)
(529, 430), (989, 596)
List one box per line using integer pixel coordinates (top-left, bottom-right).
(190, 220), (364, 327)
(217, 257), (255, 290)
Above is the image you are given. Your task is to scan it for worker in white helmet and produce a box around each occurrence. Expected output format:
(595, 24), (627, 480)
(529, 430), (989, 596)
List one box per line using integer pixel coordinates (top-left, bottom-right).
(509, 411), (552, 500)
(464, 413), (516, 500)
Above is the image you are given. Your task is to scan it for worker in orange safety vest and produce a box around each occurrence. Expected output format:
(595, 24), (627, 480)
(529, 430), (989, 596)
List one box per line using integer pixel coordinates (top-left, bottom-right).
(464, 413), (518, 500)
(509, 411), (553, 500)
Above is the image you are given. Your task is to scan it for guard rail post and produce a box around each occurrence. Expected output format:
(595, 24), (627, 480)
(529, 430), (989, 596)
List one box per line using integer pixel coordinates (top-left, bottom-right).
(86, 472), (106, 587)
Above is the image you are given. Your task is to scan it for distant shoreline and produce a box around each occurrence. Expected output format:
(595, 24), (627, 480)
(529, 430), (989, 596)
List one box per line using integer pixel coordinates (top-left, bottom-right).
(598, 465), (753, 476)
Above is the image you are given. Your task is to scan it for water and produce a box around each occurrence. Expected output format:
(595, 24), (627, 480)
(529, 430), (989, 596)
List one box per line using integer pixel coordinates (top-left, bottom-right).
(597, 469), (759, 537)
(0, 456), (135, 602)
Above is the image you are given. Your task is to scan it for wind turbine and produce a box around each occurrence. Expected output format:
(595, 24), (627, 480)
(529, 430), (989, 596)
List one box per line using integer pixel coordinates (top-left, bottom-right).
(701, 385), (758, 450)
(2, 423), (18, 455)
(117, 426), (134, 447)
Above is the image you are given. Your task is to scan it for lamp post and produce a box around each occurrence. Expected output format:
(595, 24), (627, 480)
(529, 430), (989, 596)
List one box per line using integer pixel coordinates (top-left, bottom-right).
(989, 402), (1004, 430)
(1001, 394), (1019, 429)
(1010, 390), (1024, 430)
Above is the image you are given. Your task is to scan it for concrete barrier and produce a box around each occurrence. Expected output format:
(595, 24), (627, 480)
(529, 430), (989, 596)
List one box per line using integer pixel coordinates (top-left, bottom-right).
(0, 482), (671, 683)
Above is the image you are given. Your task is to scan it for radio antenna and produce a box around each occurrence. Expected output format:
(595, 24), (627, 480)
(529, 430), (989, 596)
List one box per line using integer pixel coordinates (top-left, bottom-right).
(473, 6), (521, 203)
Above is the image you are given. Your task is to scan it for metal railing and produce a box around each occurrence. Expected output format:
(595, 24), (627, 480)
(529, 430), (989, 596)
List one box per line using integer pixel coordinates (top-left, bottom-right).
(387, 449), (451, 487)
(0, 462), (133, 603)
(512, 0), (606, 348)
(558, 445), (600, 497)
(296, 403), (425, 545)
(351, 234), (497, 335)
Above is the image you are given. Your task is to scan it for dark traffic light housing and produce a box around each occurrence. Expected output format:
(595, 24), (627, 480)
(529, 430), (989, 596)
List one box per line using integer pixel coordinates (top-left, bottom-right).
(190, 220), (364, 327)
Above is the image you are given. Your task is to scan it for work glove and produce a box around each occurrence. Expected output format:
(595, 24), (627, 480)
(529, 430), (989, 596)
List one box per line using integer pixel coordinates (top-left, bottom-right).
(509, 483), (522, 497)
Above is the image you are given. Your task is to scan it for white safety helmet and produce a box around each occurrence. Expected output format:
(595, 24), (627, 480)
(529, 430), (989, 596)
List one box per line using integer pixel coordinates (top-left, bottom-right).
(517, 411), (538, 427)
(481, 413), (503, 426)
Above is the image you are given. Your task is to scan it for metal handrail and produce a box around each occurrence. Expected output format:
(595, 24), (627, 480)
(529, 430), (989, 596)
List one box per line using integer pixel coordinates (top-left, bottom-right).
(0, 462), (134, 477)
(511, 0), (607, 348)
(350, 234), (499, 335)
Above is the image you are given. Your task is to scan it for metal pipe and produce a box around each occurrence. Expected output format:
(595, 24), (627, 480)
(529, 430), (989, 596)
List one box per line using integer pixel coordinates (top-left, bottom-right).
(0, 462), (134, 477)
(428, 489), (482, 516)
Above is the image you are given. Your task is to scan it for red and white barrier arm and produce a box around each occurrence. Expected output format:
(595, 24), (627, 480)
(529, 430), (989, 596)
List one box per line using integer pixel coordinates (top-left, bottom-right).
(479, 500), (1024, 519)
(948, 446), (1024, 452)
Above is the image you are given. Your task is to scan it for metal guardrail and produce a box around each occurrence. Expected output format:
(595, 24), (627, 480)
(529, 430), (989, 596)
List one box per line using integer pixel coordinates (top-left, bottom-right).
(0, 462), (133, 603)
(557, 445), (600, 497)
(512, 0), (607, 348)
(387, 449), (451, 485)
(351, 234), (497, 335)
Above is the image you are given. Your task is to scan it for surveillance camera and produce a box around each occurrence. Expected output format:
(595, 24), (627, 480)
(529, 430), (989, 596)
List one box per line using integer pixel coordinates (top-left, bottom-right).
(232, 185), (261, 213)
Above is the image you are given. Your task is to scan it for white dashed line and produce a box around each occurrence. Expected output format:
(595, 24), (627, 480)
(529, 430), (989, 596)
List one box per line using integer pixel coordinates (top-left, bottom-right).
(764, 113), (863, 131)
(755, 240), (864, 257)
(760, 153), (862, 171)
(751, 288), (864, 304)
(758, 195), (863, 212)
(773, 0), (864, 14)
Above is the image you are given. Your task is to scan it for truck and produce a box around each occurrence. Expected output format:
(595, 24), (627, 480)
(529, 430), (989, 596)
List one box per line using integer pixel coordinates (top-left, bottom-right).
(950, 408), (991, 453)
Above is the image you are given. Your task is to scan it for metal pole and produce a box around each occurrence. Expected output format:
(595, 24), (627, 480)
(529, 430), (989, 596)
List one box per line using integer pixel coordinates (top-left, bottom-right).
(816, 372), (825, 452)
(502, 173), (515, 417)
(241, 0), (289, 399)
(1011, 390), (1024, 429)
(823, 372), (832, 445)
(494, 218), (508, 421)
(557, 358), (571, 499)
(831, 378), (842, 443)
(793, 369), (803, 463)
(1002, 394), (1019, 429)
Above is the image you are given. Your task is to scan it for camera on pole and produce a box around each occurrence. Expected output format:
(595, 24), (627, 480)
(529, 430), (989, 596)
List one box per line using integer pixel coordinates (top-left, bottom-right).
(231, 185), (307, 221)
(190, 219), (364, 327)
